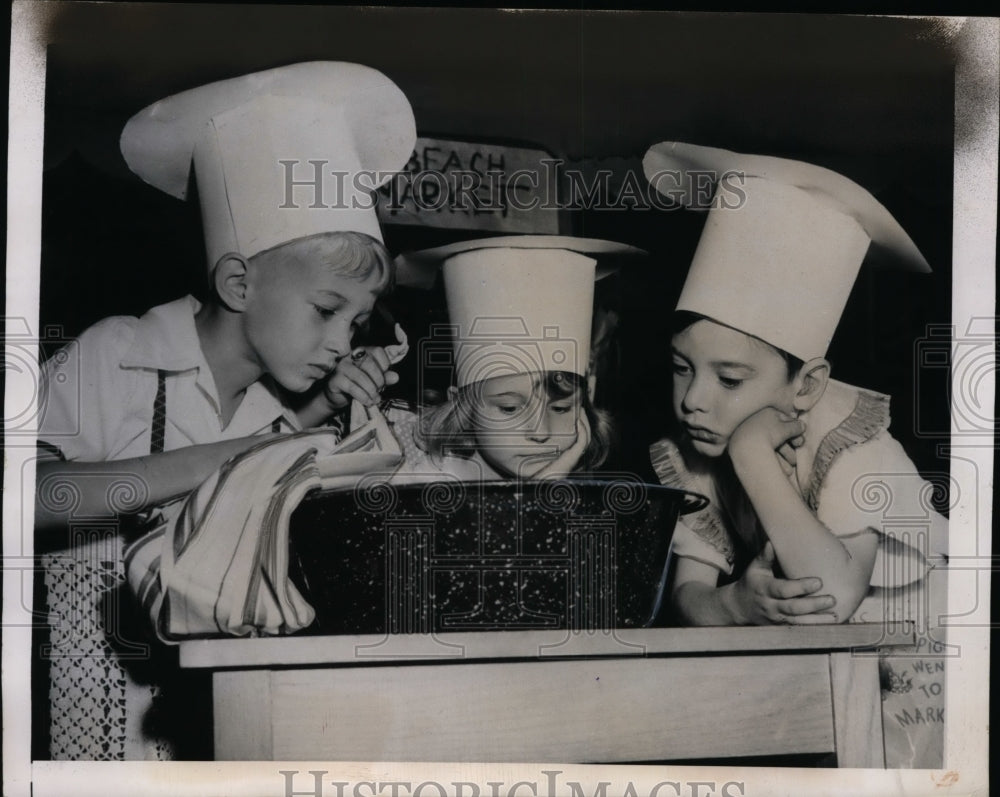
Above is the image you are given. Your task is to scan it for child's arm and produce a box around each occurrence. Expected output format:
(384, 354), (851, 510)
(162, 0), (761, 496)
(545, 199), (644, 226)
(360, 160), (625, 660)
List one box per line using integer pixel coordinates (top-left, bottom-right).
(34, 436), (267, 531)
(729, 407), (880, 623)
(672, 543), (837, 626)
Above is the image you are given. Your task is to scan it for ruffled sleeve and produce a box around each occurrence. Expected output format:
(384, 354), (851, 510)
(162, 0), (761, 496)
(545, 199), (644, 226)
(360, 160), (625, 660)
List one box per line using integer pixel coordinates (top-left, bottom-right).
(802, 388), (890, 511)
(649, 437), (734, 574)
(808, 390), (948, 590)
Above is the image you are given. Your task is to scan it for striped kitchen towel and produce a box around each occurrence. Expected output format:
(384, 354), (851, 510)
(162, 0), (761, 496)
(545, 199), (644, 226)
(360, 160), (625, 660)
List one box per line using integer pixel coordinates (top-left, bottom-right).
(125, 412), (401, 641)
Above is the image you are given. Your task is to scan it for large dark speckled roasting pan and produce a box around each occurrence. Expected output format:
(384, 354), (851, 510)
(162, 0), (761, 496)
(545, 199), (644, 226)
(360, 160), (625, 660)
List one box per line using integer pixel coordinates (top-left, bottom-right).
(288, 478), (707, 635)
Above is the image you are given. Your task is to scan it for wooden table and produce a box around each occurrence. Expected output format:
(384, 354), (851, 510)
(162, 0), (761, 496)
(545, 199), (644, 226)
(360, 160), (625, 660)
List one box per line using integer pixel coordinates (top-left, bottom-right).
(180, 624), (912, 765)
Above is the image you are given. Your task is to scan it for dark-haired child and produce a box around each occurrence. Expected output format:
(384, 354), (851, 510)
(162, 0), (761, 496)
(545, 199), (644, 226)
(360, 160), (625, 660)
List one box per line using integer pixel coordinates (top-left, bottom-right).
(644, 142), (948, 767)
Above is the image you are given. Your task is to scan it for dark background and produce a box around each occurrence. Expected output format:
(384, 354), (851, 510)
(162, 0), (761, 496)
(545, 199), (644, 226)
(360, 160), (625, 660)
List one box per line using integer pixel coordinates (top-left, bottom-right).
(38, 6), (957, 482)
(25, 3), (968, 766)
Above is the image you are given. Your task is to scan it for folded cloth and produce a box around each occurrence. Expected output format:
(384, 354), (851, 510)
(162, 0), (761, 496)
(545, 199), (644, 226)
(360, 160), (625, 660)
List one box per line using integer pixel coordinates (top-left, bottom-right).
(126, 418), (402, 642)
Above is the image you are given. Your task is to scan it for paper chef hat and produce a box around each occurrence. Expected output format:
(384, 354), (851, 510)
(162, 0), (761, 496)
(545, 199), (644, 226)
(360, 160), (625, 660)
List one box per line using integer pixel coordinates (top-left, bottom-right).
(396, 235), (645, 387)
(120, 62), (416, 269)
(643, 142), (930, 361)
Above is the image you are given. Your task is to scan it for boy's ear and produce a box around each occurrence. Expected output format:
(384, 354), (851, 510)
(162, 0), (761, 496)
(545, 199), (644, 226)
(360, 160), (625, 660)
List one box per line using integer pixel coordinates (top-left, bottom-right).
(212, 254), (251, 312)
(792, 357), (831, 413)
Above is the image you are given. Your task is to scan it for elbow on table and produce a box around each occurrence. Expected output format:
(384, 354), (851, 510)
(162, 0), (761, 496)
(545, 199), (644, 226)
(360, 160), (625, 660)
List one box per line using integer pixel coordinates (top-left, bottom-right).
(821, 545), (879, 623)
(823, 578), (870, 624)
(671, 580), (729, 627)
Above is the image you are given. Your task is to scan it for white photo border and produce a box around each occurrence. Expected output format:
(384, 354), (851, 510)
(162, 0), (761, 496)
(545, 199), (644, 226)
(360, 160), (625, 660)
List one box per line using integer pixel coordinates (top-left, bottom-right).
(4, 5), (995, 797)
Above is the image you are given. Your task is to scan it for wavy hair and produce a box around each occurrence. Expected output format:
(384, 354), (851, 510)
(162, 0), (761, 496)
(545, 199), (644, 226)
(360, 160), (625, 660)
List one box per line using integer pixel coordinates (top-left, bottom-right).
(413, 371), (614, 473)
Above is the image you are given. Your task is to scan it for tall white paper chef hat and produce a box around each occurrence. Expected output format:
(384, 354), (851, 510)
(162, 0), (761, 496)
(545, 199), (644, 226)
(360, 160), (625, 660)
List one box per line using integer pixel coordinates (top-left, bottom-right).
(643, 142), (930, 361)
(396, 235), (645, 388)
(120, 62), (416, 270)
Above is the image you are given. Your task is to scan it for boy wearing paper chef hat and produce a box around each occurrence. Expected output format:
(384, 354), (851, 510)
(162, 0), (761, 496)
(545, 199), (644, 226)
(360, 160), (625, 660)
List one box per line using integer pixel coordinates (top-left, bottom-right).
(390, 235), (643, 480)
(35, 62), (414, 759)
(645, 143), (948, 766)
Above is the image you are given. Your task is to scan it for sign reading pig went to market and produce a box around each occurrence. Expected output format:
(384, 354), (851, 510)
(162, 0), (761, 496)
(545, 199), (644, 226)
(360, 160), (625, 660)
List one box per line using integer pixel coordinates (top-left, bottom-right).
(377, 137), (563, 234)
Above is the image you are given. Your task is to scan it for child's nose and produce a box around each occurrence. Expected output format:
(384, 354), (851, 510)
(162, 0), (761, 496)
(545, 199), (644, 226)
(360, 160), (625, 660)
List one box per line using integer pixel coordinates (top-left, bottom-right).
(681, 377), (712, 414)
(527, 410), (551, 442)
(323, 326), (352, 361)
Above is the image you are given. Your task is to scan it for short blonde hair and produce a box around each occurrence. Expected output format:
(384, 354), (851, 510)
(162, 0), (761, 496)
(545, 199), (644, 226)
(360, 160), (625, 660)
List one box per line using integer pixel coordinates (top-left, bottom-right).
(250, 231), (394, 293)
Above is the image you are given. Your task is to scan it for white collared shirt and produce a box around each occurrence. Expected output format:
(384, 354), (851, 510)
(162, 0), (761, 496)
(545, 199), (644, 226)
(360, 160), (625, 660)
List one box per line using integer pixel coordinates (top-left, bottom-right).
(38, 295), (300, 461)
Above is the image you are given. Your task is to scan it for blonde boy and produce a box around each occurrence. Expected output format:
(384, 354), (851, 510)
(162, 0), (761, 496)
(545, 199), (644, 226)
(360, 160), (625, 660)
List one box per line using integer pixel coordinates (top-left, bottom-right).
(35, 62), (414, 759)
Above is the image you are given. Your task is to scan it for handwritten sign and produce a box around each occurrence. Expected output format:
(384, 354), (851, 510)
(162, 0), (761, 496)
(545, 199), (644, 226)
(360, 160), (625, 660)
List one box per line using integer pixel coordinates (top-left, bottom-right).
(377, 137), (562, 234)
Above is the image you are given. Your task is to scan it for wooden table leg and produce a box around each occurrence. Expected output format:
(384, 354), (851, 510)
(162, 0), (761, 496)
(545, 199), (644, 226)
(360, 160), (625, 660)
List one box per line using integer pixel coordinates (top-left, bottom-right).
(214, 669), (273, 760)
(830, 651), (885, 768)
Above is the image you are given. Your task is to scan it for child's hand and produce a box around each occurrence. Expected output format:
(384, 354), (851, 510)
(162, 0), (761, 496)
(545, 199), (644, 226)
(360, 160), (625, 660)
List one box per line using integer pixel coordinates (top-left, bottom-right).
(729, 542), (837, 625)
(323, 324), (408, 410)
(535, 413), (591, 480)
(729, 407), (805, 473)
(323, 347), (400, 409)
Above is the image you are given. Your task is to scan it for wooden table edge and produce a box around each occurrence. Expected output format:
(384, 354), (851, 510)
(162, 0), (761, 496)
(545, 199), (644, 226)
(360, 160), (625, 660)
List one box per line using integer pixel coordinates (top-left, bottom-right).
(180, 622), (915, 669)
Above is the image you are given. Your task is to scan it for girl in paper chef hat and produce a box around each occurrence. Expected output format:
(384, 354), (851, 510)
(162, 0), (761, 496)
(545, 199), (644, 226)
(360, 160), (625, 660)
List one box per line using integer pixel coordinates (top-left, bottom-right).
(34, 62), (415, 760)
(644, 142), (948, 767)
(389, 236), (643, 481)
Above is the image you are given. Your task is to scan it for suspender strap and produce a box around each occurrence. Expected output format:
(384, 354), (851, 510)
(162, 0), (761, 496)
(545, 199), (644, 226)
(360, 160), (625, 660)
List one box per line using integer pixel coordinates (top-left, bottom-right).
(150, 369), (284, 451)
(150, 369), (167, 454)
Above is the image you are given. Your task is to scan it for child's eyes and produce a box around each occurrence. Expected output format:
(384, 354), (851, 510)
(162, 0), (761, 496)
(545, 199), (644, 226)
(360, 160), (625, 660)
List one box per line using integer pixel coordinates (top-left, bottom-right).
(314, 306), (369, 335)
(550, 404), (574, 414)
(672, 360), (691, 376)
(719, 376), (744, 390)
(497, 405), (521, 415)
